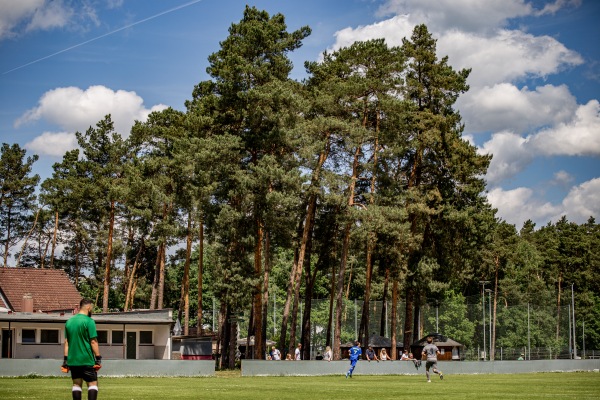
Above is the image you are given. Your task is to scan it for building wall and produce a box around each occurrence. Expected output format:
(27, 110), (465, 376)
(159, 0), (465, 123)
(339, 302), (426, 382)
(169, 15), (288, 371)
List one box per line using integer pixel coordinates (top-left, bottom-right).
(15, 344), (62, 359)
(0, 321), (171, 360)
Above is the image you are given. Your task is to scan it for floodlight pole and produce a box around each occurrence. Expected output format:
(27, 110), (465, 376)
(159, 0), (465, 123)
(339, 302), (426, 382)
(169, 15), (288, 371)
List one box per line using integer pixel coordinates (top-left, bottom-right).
(485, 289), (492, 360)
(571, 283), (577, 359)
(479, 281), (490, 360)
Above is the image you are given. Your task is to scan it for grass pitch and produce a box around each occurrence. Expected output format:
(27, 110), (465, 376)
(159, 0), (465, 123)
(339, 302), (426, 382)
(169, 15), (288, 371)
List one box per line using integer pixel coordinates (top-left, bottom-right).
(1, 371), (598, 399)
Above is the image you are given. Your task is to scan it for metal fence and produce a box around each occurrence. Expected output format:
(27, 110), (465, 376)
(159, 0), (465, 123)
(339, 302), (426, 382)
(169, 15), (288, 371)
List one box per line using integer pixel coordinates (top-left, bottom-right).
(207, 296), (594, 360)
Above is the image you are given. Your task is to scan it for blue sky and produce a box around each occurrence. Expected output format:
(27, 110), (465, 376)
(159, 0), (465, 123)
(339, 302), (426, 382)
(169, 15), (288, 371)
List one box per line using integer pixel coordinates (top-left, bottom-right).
(0, 0), (598, 229)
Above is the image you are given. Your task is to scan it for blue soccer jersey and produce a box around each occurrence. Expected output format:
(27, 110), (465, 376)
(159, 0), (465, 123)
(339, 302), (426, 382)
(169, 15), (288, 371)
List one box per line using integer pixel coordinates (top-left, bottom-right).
(349, 345), (362, 361)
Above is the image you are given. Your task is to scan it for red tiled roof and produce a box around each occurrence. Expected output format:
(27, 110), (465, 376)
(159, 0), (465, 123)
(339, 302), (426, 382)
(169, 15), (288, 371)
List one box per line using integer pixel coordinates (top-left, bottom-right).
(0, 267), (82, 312)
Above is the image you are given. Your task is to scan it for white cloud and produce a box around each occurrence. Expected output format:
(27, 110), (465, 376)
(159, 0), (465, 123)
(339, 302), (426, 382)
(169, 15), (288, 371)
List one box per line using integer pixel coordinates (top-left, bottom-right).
(15, 85), (168, 137)
(24, 131), (77, 157)
(0, 0), (45, 39)
(551, 170), (574, 186)
(0, 0), (105, 40)
(487, 186), (560, 228)
(487, 179), (600, 229)
(328, 14), (414, 53)
(559, 178), (600, 224)
(376, 0), (533, 34)
(438, 29), (583, 88)
(529, 100), (600, 156)
(459, 83), (578, 134)
(481, 100), (600, 185)
(536, 0), (582, 16)
(25, 0), (73, 33)
(479, 131), (534, 185)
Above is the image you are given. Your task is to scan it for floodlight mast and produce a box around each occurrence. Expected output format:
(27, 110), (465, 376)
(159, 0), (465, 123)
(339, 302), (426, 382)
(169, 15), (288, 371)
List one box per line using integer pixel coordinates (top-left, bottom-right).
(479, 281), (490, 361)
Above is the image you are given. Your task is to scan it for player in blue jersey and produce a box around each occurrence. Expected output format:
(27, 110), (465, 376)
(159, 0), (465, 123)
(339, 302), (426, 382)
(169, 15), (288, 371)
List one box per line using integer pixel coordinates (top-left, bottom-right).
(345, 340), (362, 378)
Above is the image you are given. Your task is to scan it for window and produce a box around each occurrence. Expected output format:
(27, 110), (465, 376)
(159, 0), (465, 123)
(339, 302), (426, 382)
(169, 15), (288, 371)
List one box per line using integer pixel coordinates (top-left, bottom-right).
(40, 329), (59, 344)
(139, 331), (153, 345)
(112, 330), (123, 344)
(22, 329), (36, 343)
(96, 330), (108, 344)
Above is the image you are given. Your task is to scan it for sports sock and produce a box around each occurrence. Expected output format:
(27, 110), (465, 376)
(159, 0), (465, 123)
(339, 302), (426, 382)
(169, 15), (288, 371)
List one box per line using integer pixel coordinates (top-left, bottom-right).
(72, 386), (82, 400)
(88, 385), (98, 400)
(425, 371), (430, 380)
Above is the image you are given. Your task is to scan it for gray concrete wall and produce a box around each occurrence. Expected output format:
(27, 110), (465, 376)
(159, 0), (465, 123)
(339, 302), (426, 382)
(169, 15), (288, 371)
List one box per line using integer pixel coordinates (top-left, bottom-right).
(241, 359), (600, 376)
(0, 359), (215, 377)
(14, 344), (63, 359)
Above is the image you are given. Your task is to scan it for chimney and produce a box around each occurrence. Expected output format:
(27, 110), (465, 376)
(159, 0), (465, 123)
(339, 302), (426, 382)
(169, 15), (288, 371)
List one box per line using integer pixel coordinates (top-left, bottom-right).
(22, 294), (34, 313)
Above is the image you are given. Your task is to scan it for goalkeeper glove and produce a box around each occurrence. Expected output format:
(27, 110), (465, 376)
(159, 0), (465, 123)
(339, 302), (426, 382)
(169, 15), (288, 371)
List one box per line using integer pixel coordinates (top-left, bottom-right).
(93, 355), (102, 371)
(61, 356), (69, 373)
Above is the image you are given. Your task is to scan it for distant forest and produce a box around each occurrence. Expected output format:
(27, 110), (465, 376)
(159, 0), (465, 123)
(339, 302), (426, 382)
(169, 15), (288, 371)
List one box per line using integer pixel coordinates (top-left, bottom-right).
(1, 7), (598, 367)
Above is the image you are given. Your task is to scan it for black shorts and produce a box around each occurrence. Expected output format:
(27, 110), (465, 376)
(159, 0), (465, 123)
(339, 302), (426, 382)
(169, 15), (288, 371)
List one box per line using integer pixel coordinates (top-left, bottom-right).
(70, 366), (98, 382)
(425, 361), (437, 370)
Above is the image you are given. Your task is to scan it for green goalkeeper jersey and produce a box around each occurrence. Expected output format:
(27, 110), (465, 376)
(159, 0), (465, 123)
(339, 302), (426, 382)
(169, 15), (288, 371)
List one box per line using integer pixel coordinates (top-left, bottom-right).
(65, 313), (98, 366)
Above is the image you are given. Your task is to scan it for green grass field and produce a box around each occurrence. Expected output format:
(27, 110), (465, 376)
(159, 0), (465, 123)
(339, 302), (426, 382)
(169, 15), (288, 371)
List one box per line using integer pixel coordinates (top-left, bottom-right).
(1, 372), (599, 399)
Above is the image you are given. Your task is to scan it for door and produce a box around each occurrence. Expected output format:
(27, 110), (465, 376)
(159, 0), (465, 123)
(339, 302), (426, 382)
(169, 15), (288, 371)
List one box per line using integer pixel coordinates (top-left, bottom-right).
(126, 331), (137, 359)
(1, 329), (13, 358)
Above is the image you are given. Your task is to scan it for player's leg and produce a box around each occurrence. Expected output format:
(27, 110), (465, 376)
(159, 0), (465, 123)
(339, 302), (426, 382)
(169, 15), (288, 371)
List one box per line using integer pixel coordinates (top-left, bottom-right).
(432, 361), (443, 379)
(83, 367), (99, 400)
(71, 378), (83, 400)
(425, 361), (432, 382)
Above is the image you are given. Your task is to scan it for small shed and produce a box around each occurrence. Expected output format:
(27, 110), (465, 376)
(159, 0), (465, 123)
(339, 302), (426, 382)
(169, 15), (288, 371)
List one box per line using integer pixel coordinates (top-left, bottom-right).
(340, 334), (404, 359)
(411, 333), (464, 361)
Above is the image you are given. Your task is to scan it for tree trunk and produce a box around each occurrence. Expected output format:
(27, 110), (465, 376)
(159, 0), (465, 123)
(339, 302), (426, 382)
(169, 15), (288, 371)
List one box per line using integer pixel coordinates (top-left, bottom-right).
(49, 210), (59, 268)
(74, 236), (80, 287)
(334, 145), (361, 360)
(261, 230), (271, 358)
(252, 219), (264, 359)
(125, 240), (144, 311)
(556, 272), (562, 342)
(358, 237), (375, 344)
(279, 246), (299, 357)
(379, 266), (390, 337)
(197, 216), (204, 336)
(16, 208), (40, 267)
(403, 286), (415, 350)
(359, 107), (379, 345)
(334, 223), (351, 360)
(300, 224), (315, 360)
(102, 200), (115, 312)
(288, 252), (303, 357)
(391, 276), (399, 359)
(178, 213), (192, 334)
(150, 244), (163, 310)
(217, 302), (228, 369)
(157, 242), (166, 309)
(326, 259), (335, 348)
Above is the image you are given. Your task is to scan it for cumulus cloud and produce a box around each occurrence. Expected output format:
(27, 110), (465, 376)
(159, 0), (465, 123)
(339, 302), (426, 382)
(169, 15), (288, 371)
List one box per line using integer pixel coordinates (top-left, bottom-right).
(0, 0), (106, 40)
(17, 85), (168, 156)
(25, 0), (73, 33)
(0, 0), (70, 40)
(376, 0), (533, 34)
(438, 30), (583, 88)
(559, 178), (600, 223)
(479, 131), (534, 185)
(488, 177), (600, 228)
(16, 85), (167, 135)
(459, 83), (578, 134)
(25, 132), (77, 157)
(487, 186), (560, 228)
(481, 100), (600, 185)
(529, 100), (600, 156)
